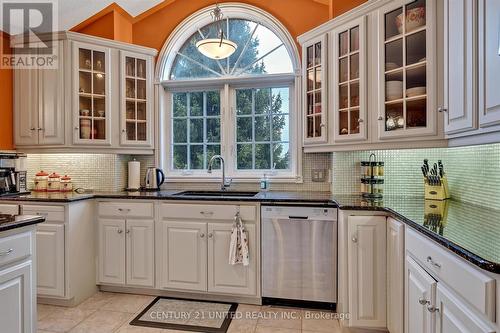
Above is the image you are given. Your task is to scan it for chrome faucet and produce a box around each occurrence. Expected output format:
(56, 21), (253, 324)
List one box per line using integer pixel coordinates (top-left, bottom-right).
(207, 155), (232, 191)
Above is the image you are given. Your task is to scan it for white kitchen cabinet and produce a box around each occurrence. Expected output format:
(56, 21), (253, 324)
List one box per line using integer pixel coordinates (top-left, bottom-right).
(120, 51), (153, 147)
(160, 221), (207, 292)
(405, 255), (436, 333)
(126, 219), (154, 287)
(302, 34), (328, 144)
(14, 41), (65, 146)
(347, 215), (387, 328)
(435, 283), (495, 333)
(98, 219), (126, 285)
(0, 260), (34, 333)
(478, 0), (500, 128)
(332, 16), (368, 143)
(443, 0), (476, 134)
(207, 223), (257, 296)
(36, 223), (65, 297)
(387, 217), (404, 333)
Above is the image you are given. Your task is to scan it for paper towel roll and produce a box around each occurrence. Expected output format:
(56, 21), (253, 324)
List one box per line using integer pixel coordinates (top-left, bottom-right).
(128, 160), (141, 190)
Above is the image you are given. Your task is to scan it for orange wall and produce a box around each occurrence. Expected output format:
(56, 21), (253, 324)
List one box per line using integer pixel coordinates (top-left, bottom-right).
(332, 0), (367, 17)
(0, 32), (13, 150)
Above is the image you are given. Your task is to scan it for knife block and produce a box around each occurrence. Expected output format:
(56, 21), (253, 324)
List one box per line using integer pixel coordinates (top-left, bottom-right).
(424, 176), (450, 200)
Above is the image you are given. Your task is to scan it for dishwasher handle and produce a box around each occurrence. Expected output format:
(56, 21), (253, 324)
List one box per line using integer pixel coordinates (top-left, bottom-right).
(288, 215), (309, 220)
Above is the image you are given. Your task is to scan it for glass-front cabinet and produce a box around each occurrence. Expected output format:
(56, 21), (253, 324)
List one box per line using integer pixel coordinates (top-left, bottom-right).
(378, 0), (436, 139)
(120, 51), (153, 146)
(303, 35), (328, 144)
(332, 16), (367, 143)
(73, 42), (111, 145)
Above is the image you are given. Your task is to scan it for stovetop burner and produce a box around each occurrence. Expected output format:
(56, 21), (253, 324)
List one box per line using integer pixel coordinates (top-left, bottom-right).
(0, 214), (16, 224)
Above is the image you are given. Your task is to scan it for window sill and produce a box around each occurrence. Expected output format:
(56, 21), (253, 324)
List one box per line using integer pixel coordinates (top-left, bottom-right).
(164, 175), (303, 184)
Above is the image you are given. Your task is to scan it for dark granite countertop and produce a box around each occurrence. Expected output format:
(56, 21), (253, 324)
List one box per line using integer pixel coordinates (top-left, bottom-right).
(0, 215), (45, 232)
(1, 191), (499, 273)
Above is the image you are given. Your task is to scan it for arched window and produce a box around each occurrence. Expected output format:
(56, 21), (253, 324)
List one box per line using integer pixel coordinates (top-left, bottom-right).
(157, 4), (301, 182)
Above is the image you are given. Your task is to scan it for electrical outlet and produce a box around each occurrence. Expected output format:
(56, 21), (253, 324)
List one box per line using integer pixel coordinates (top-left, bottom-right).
(311, 169), (327, 182)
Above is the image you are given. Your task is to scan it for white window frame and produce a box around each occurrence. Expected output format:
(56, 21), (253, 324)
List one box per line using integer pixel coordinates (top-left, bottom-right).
(155, 4), (303, 183)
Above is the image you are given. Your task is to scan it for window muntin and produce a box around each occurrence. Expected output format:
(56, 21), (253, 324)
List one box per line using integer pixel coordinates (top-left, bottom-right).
(171, 91), (221, 170)
(169, 19), (293, 80)
(235, 87), (290, 171)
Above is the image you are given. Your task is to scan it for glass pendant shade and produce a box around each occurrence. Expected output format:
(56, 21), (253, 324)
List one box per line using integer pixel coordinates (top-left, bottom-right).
(196, 38), (237, 59)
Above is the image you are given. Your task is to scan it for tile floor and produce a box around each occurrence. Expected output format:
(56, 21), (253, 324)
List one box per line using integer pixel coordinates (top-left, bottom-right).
(36, 292), (351, 333)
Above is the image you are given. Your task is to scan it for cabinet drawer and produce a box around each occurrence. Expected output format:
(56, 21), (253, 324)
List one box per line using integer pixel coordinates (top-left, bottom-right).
(0, 231), (32, 267)
(0, 204), (19, 215)
(161, 204), (256, 222)
(22, 205), (65, 222)
(406, 228), (496, 321)
(98, 202), (154, 218)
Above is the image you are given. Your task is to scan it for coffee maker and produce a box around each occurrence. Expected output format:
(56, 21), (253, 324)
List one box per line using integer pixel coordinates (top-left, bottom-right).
(0, 152), (28, 196)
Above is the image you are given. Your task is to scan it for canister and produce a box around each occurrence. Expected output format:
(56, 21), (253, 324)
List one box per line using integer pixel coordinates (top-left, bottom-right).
(34, 171), (49, 192)
(47, 173), (61, 192)
(60, 175), (73, 192)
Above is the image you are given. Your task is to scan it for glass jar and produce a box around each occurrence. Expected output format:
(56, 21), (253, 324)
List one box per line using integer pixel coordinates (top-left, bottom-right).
(361, 161), (385, 176)
(34, 171), (49, 192)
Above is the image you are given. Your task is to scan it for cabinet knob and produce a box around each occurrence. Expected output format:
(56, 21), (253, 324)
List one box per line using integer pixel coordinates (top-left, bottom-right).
(438, 107), (448, 113)
(0, 248), (13, 256)
(418, 298), (430, 305)
(37, 127), (43, 131)
(126, 229), (130, 234)
(30, 128), (36, 131)
(427, 305), (440, 313)
(122, 129), (126, 133)
(208, 233), (213, 238)
(74, 126), (79, 130)
(117, 229), (123, 234)
(351, 236), (358, 243)
(200, 233), (205, 238)
(320, 123), (326, 128)
(426, 256), (442, 268)
(377, 116), (384, 121)
(358, 119), (364, 123)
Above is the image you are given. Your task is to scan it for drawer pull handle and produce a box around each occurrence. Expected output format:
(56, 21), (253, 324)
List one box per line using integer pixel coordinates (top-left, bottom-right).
(427, 305), (440, 313)
(418, 298), (430, 305)
(36, 212), (48, 217)
(117, 208), (131, 213)
(0, 248), (14, 256)
(200, 211), (214, 216)
(426, 256), (442, 268)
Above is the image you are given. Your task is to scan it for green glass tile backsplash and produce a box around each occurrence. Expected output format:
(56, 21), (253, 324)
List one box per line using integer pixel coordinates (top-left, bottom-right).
(331, 143), (500, 210)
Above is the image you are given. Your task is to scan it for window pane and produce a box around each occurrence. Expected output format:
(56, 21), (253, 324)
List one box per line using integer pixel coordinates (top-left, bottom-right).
(255, 116), (270, 141)
(272, 114), (289, 141)
(207, 118), (220, 143)
(173, 93), (187, 117)
(237, 144), (253, 169)
(206, 145), (221, 169)
(255, 88), (271, 114)
(190, 119), (203, 143)
(237, 117), (252, 142)
(271, 87), (289, 114)
(173, 119), (187, 143)
(173, 145), (187, 169)
(190, 145), (204, 169)
(190, 92), (203, 116)
(273, 143), (290, 169)
(207, 91), (220, 116)
(255, 144), (271, 169)
(236, 89), (252, 115)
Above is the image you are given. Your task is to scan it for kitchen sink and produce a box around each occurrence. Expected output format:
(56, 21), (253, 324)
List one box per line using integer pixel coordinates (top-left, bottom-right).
(174, 190), (259, 198)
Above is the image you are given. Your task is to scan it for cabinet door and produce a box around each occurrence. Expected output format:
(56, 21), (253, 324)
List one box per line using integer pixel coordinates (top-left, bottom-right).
(36, 223), (65, 297)
(72, 42), (112, 145)
(161, 221), (207, 291)
(387, 218), (404, 333)
(207, 223), (257, 296)
(405, 255), (436, 333)
(98, 219), (126, 285)
(347, 215), (386, 328)
(378, 0), (438, 139)
(303, 34), (328, 144)
(478, 0), (500, 128)
(14, 69), (39, 145)
(436, 283), (495, 333)
(443, 0), (476, 134)
(332, 16), (368, 143)
(120, 51), (153, 147)
(0, 260), (34, 333)
(126, 219), (154, 287)
(38, 40), (65, 145)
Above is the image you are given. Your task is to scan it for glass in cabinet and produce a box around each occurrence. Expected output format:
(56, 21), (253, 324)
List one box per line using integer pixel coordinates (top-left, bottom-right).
(303, 35), (328, 144)
(378, 0), (436, 139)
(120, 51), (152, 146)
(73, 42), (111, 145)
(333, 16), (367, 142)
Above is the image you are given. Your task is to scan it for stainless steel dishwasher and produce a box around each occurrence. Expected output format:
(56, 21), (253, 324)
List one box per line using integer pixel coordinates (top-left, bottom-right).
(261, 205), (337, 306)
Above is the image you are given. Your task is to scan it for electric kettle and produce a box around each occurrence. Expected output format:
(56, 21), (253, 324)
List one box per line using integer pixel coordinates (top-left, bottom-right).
(144, 167), (165, 190)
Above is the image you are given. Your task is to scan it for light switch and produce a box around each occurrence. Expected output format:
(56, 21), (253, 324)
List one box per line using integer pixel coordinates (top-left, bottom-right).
(311, 169), (327, 182)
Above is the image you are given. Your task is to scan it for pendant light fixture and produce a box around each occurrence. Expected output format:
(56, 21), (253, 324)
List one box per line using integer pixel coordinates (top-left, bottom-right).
(196, 4), (237, 60)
